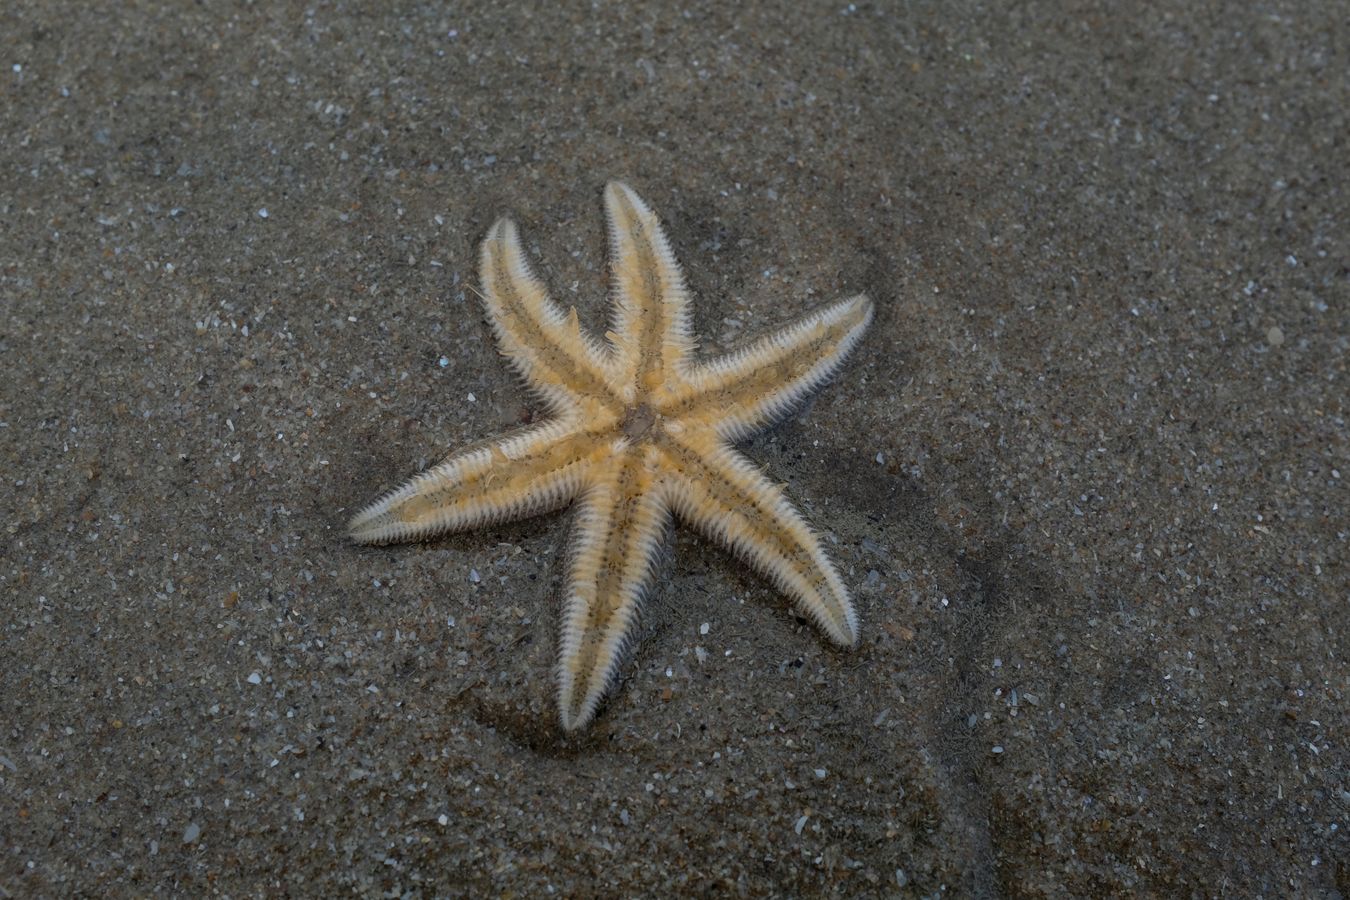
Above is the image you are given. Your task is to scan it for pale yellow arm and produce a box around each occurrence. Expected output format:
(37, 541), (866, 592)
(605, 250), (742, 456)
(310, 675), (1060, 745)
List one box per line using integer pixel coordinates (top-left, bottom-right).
(664, 294), (872, 440)
(348, 420), (602, 545)
(659, 429), (857, 646)
(603, 182), (696, 394)
(480, 218), (621, 413)
(555, 444), (672, 731)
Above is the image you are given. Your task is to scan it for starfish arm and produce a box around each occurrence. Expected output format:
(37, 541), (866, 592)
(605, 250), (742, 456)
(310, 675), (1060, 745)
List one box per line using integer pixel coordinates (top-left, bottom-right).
(556, 444), (671, 731)
(603, 181), (696, 394)
(658, 430), (858, 646)
(348, 419), (602, 545)
(665, 294), (873, 440)
(480, 218), (621, 413)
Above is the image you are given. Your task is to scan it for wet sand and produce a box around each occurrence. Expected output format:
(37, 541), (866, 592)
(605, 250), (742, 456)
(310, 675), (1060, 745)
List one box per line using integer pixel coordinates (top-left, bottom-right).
(2, 2), (1344, 895)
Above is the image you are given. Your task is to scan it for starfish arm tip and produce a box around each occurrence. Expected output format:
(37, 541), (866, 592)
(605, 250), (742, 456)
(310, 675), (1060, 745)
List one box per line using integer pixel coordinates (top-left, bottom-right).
(480, 218), (522, 277)
(346, 487), (425, 545)
(825, 568), (862, 646)
(836, 614), (861, 648)
(346, 505), (393, 545)
(811, 592), (859, 647)
(605, 180), (660, 224)
(557, 697), (596, 732)
(555, 649), (608, 732)
(837, 292), (875, 334)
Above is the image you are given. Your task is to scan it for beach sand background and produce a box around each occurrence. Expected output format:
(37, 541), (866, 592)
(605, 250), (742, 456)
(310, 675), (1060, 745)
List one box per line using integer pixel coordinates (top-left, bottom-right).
(2, 2), (1344, 895)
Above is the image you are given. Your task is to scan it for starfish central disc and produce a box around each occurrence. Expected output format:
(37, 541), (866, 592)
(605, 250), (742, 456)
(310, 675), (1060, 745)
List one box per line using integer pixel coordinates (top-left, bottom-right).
(621, 403), (659, 442)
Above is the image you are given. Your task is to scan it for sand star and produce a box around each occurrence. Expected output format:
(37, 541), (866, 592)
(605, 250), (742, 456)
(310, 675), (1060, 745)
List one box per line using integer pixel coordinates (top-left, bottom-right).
(349, 182), (873, 730)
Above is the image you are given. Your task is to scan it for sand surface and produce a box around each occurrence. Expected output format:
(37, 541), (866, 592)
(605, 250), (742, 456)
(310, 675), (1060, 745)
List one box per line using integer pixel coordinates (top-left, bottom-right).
(3, 2), (1345, 895)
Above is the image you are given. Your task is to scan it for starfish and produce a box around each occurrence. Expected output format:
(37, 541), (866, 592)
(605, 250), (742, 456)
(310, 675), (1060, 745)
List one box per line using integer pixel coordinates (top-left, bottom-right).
(349, 182), (873, 730)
